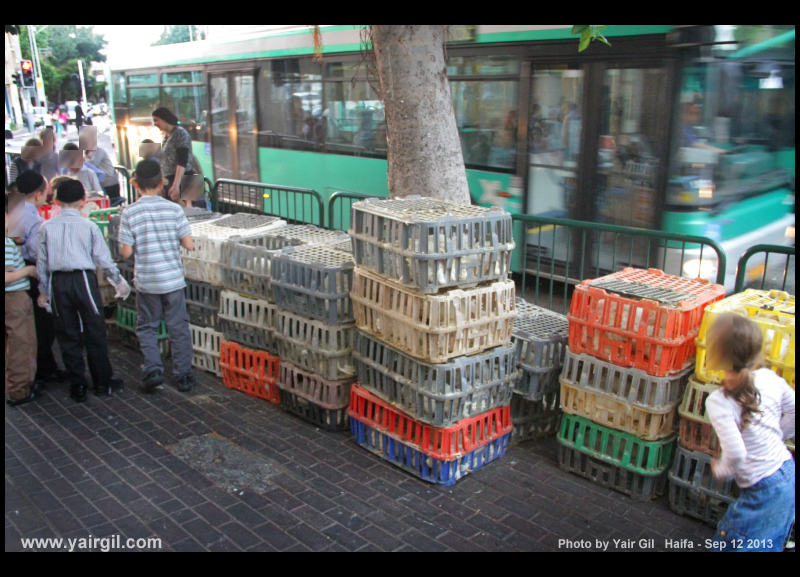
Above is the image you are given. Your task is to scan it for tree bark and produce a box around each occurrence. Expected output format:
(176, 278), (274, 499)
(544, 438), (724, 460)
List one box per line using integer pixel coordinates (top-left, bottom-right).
(372, 25), (470, 204)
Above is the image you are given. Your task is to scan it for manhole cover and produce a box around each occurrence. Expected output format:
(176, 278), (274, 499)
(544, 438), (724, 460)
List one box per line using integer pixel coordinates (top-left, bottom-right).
(168, 433), (279, 494)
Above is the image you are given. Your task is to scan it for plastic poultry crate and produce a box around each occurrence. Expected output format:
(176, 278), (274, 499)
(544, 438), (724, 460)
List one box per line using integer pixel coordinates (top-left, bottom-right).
(349, 196), (515, 293)
(695, 289), (795, 389)
(275, 310), (356, 381)
(668, 444), (739, 526)
(279, 390), (349, 432)
(349, 415), (511, 486)
(568, 268), (725, 377)
(512, 304), (569, 401)
(509, 391), (562, 445)
(351, 267), (516, 363)
(111, 324), (170, 358)
(678, 377), (722, 457)
(557, 413), (676, 476)
(353, 331), (517, 428)
(184, 280), (221, 329)
(116, 304), (167, 336)
(558, 444), (669, 501)
(348, 383), (512, 459)
(115, 261), (137, 309)
(190, 324), (223, 377)
(219, 340), (280, 403)
(217, 290), (277, 353)
(272, 245), (355, 325)
(183, 206), (222, 222)
(277, 362), (353, 431)
(329, 238), (353, 253)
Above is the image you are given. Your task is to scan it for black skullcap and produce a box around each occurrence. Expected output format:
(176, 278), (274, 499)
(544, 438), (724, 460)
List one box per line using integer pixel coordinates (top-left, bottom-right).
(57, 179), (86, 203)
(152, 107), (178, 125)
(16, 170), (46, 195)
(135, 159), (161, 179)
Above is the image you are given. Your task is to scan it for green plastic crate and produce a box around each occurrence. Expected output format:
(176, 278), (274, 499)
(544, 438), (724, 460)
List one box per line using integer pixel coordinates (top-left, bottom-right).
(89, 208), (120, 240)
(116, 305), (168, 338)
(557, 413), (676, 476)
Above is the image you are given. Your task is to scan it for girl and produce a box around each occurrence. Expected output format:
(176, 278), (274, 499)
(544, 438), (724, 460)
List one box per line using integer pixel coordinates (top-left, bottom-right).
(705, 313), (795, 552)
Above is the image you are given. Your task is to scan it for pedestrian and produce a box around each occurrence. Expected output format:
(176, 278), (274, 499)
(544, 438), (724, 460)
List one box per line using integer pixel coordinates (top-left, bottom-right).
(59, 109), (68, 136)
(705, 313), (795, 552)
(151, 107), (205, 208)
(139, 139), (160, 163)
(75, 102), (84, 134)
(84, 142), (121, 206)
(5, 194), (44, 406)
(38, 127), (59, 181)
(60, 142), (102, 193)
(119, 159), (196, 393)
(36, 179), (131, 402)
(15, 171), (65, 384)
(9, 138), (43, 183)
(50, 110), (61, 137)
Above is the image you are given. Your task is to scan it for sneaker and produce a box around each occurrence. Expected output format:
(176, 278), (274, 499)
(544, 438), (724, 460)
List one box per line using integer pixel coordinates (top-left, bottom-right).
(176, 373), (195, 392)
(143, 369), (165, 392)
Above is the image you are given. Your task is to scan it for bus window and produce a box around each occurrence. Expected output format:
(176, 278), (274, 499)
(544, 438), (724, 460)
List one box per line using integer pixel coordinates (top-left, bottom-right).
(128, 87), (160, 125)
(323, 81), (385, 157)
(256, 59), (322, 147)
(162, 85), (207, 142)
(112, 72), (126, 104)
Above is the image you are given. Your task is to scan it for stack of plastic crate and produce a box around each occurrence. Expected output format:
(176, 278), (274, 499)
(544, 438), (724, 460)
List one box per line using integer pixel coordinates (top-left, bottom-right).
(557, 268), (724, 501)
(348, 196), (519, 484)
(272, 236), (357, 430)
(508, 299), (569, 445)
(670, 289), (795, 524)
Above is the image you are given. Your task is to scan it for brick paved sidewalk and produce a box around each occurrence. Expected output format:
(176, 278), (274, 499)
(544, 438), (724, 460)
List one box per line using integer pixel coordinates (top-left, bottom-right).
(6, 343), (716, 552)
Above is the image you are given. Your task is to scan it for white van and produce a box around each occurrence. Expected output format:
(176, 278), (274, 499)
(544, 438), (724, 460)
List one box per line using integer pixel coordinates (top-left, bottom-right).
(66, 101), (79, 123)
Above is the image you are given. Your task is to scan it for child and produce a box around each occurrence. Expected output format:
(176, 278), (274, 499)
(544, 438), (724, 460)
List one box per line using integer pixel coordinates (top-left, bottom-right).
(48, 175), (76, 212)
(36, 179), (131, 402)
(705, 313), (795, 551)
(119, 160), (196, 393)
(60, 142), (102, 193)
(9, 138), (43, 183)
(15, 171), (64, 382)
(5, 194), (43, 406)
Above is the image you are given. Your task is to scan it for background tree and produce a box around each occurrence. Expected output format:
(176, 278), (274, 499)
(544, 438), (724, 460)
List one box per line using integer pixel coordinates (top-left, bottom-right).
(152, 25), (206, 46)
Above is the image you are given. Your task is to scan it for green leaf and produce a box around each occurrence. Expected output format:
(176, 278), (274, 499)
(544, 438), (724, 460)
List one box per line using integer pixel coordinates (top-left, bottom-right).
(597, 35), (612, 47)
(594, 25), (609, 33)
(579, 31), (592, 51)
(572, 25), (590, 35)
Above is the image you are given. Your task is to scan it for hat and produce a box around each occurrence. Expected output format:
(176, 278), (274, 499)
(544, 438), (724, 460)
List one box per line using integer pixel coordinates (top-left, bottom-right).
(57, 179), (86, 203)
(135, 159), (161, 179)
(152, 107), (179, 125)
(16, 170), (46, 195)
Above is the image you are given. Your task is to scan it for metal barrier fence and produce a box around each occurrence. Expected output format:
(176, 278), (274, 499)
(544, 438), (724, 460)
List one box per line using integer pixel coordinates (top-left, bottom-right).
(734, 244), (795, 293)
(211, 179), (324, 226)
(328, 191), (376, 231)
(512, 214), (727, 315)
(5, 148), (20, 189)
(114, 165), (133, 204)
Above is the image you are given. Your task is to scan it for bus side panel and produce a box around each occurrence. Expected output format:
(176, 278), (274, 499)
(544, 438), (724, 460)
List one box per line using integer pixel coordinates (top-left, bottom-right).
(192, 141), (214, 183)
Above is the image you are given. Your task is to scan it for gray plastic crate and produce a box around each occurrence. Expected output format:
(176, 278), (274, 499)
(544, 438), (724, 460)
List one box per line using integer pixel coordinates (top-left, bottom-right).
(217, 290), (277, 353)
(509, 390), (562, 445)
(275, 310), (355, 381)
(558, 444), (668, 502)
(353, 331), (517, 428)
(211, 213), (283, 229)
(184, 280), (222, 329)
(668, 444), (739, 526)
(512, 304), (569, 401)
(271, 245), (354, 326)
(349, 196), (515, 293)
(183, 206), (222, 221)
(329, 238), (353, 253)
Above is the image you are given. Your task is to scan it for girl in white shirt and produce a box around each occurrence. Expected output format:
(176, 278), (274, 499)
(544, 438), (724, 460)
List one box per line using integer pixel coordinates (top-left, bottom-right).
(705, 312), (795, 552)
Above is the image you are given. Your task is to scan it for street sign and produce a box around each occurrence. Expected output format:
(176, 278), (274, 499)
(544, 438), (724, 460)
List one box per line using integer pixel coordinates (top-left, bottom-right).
(36, 78), (43, 88)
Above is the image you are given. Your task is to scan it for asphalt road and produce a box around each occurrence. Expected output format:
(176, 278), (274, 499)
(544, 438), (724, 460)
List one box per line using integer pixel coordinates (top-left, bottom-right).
(6, 115), (117, 164)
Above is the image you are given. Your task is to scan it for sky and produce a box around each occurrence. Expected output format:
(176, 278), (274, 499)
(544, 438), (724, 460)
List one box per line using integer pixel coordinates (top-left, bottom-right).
(89, 25), (165, 65)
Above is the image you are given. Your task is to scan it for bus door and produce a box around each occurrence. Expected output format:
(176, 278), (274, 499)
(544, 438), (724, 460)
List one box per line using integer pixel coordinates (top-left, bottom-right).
(209, 71), (259, 183)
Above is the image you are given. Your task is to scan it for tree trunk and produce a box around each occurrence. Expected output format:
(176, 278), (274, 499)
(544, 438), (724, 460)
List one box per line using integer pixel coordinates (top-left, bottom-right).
(372, 25), (470, 204)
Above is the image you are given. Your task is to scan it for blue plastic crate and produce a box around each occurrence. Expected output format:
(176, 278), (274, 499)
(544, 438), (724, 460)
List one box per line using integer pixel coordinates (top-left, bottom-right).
(349, 416), (510, 486)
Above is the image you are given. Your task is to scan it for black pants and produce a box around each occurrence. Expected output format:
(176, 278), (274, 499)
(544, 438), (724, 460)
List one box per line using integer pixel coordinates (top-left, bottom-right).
(51, 270), (114, 391)
(103, 183), (121, 200)
(25, 259), (59, 380)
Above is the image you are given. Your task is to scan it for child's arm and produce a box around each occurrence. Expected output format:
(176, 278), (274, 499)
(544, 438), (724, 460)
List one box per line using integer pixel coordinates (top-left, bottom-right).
(36, 226), (50, 298)
(118, 211), (134, 260)
(780, 379), (795, 440)
(706, 392), (746, 479)
(5, 265), (36, 284)
(176, 209), (194, 251)
(180, 234), (194, 251)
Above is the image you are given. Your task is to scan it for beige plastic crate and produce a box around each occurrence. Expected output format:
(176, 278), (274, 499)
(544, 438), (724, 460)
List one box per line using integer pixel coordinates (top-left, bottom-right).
(350, 267), (516, 363)
(190, 324), (223, 376)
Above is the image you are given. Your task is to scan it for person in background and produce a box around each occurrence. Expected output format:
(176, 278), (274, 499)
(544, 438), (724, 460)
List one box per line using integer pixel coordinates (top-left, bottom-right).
(84, 143), (120, 206)
(36, 180), (130, 402)
(47, 175), (75, 212)
(60, 143), (102, 193)
(151, 107), (204, 208)
(74, 102), (84, 134)
(51, 110), (62, 138)
(15, 171), (64, 384)
(5, 194), (44, 406)
(59, 109), (68, 136)
(561, 102), (582, 161)
(682, 103), (728, 154)
(38, 128), (59, 181)
(705, 313), (795, 552)
(139, 139), (161, 163)
(119, 160), (196, 393)
(9, 138), (43, 183)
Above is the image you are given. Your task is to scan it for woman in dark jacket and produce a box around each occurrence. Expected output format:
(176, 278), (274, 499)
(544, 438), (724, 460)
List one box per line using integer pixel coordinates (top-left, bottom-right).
(151, 107), (204, 207)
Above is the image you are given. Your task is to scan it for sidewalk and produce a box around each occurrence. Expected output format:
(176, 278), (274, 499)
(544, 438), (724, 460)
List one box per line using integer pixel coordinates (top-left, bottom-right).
(6, 341), (717, 552)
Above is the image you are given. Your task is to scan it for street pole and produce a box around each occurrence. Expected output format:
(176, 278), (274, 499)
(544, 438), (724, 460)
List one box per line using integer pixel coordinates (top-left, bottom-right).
(77, 59), (87, 108)
(31, 26), (47, 106)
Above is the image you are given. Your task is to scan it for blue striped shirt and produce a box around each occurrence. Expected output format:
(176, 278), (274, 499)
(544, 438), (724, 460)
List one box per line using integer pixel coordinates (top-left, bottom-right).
(118, 195), (192, 294)
(5, 237), (30, 292)
(36, 208), (122, 297)
(22, 201), (45, 262)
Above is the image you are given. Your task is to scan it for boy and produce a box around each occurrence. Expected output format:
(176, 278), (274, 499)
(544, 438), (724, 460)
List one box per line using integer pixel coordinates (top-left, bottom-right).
(15, 171), (64, 383)
(8, 138), (43, 183)
(36, 180), (131, 402)
(60, 142), (102, 193)
(119, 160), (196, 392)
(6, 194), (44, 406)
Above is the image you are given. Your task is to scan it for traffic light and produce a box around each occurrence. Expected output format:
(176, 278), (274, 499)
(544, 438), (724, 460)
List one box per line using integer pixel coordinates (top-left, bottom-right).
(5, 25), (20, 35)
(12, 73), (22, 87)
(20, 60), (34, 88)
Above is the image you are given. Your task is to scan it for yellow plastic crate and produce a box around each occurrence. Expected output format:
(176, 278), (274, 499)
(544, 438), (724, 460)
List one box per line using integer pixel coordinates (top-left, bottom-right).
(696, 289), (795, 389)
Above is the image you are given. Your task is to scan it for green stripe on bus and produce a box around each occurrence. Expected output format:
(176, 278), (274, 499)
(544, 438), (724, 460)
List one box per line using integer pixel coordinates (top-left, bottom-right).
(475, 25), (673, 44)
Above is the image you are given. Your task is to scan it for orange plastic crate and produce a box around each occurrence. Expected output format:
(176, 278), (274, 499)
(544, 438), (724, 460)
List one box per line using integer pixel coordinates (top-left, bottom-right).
(347, 384), (511, 459)
(568, 268), (724, 377)
(220, 340), (280, 403)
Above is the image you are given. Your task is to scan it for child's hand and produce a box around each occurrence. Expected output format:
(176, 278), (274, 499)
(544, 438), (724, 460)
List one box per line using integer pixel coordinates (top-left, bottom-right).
(37, 294), (49, 309)
(24, 265), (38, 279)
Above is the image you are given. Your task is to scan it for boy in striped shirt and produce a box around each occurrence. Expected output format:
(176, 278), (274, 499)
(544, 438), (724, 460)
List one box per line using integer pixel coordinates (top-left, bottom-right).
(119, 160), (196, 392)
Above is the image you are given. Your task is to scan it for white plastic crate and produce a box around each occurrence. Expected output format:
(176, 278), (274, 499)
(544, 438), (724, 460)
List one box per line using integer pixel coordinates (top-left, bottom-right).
(275, 310), (356, 381)
(351, 267), (516, 363)
(217, 290), (277, 353)
(190, 324), (223, 376)
(180, 214), (286, 263)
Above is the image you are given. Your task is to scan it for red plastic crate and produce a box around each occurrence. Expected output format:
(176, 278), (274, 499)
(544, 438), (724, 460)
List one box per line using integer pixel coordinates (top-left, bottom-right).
(568, 268), (724, 376)
(220, 340), (280, 403)
(85, 195), (110, 209)
(38, 204), (58, 220)
(347, 384), (511, 459)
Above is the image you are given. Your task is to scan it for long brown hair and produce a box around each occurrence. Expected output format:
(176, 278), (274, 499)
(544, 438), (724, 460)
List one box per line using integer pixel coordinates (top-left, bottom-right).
(707, 313), (764, 427)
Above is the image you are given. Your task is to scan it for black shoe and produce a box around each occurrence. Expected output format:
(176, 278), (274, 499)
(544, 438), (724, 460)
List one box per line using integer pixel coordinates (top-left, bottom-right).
(176, 373), (195, 393)
(6, 382), (44, 407)
(143, 369), (165, 392)
(96, 378), (124, 397)
(42, 369), (69, 383)
(70, 383), (88, 403)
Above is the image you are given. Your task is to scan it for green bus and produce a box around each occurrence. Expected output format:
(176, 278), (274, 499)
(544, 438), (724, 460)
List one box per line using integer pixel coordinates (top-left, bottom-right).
(109, 25), (795, 292)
